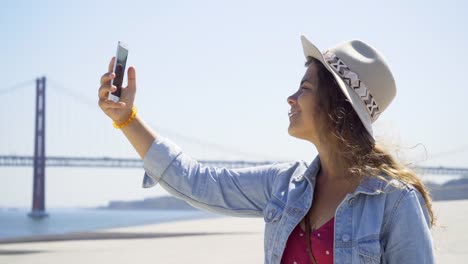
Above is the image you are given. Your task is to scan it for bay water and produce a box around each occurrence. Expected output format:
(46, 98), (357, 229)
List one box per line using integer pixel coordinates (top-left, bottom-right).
(0, 208), (219, 240)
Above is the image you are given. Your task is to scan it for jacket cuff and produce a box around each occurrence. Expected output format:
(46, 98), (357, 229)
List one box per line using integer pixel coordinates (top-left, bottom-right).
(141, 136), (183, 188)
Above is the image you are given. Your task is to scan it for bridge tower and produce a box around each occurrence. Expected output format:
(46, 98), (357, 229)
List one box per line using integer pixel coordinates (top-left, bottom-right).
(28, 76), (48, 218)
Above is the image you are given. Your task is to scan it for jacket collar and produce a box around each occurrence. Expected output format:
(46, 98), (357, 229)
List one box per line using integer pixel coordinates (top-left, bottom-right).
(304, 154), (386, 196)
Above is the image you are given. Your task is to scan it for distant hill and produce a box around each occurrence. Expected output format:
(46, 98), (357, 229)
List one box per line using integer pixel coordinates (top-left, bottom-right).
(97, 178), (468, 210)
(426, 178), (468, 201)
(97, 196), (198, 211)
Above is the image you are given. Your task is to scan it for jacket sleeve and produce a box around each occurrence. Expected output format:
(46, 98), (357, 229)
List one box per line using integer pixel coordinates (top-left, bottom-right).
(141, 136), (291, 217)
(382, 188), (435, 263)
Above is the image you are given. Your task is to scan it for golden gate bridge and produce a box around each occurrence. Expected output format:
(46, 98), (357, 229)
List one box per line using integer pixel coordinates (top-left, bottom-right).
(1, 77), (467, 218)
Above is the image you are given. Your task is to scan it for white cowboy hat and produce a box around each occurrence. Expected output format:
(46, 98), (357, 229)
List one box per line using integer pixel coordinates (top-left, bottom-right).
(300, 35), (397, 139)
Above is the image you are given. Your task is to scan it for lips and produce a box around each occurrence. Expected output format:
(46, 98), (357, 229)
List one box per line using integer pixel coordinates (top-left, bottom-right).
(288, 110), (299, 118)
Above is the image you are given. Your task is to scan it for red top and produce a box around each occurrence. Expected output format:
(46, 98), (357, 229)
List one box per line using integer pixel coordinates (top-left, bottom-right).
(281, 217), (335, 264)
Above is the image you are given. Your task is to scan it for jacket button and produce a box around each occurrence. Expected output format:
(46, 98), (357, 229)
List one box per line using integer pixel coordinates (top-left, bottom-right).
(267, 209), (275, 219)
(348, 197), (355, 205)
(293, 174), (304, 181)
(342, 234), (350, 242)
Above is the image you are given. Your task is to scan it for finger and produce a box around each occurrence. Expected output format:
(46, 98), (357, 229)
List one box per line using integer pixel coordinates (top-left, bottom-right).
(126, 66), (136, 89)
(99, 99), (127, 109)
(108, 57), (115, 72)
(98, 84), (116, 99)
(105, 99), (127, 108)
(100, 72), (115, 85)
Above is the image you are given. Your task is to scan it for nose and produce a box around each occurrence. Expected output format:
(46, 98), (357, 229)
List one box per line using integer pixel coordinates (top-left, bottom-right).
(287, 91), (298, 106)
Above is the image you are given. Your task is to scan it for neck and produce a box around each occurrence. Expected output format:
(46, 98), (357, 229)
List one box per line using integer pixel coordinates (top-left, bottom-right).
(311, 141), (362, 195)
(315, 145), (346, 181)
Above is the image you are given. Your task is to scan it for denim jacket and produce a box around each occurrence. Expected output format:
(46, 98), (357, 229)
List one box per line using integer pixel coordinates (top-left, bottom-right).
(142, 137), (434, 264)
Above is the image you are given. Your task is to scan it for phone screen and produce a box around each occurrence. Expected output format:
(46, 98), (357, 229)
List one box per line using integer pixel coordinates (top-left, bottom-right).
(110, 42), (128, 100)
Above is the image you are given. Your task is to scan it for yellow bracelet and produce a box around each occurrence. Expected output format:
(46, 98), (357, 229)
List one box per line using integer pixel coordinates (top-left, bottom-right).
(113, 106), (137, 129)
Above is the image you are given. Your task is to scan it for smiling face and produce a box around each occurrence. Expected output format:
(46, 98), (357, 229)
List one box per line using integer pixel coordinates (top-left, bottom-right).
(287, 63), (323, 143)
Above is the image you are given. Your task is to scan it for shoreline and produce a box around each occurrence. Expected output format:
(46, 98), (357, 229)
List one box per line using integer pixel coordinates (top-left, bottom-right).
(0, 230), (242, 245)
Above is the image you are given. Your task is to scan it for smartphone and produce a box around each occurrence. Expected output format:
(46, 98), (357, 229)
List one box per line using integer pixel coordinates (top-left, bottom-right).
(108, 41), (128, 102)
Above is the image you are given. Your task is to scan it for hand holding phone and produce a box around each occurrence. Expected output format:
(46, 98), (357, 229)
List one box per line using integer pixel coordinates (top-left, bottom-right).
(108, 41), (128, 102)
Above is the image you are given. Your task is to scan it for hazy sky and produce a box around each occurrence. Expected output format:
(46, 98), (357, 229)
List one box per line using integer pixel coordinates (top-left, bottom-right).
(1, 0), (467, 208)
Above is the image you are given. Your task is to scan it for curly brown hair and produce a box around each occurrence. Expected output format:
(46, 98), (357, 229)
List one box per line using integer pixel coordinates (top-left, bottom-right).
(306, 56), (436, 227)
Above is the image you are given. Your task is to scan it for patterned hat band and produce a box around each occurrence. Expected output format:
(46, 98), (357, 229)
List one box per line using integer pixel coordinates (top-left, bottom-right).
(322, 50), (380, 122)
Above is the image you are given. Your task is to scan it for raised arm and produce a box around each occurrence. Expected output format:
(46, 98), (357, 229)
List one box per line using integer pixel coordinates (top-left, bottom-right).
(97, 57), (294, 217)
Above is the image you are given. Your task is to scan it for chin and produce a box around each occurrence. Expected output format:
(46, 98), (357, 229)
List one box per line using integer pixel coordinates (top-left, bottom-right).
(288, 126), (314, 142)
(287, 127), (302, 139)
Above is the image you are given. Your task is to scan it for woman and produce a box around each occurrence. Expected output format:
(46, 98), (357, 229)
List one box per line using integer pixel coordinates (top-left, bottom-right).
(98, 35), (435, 263)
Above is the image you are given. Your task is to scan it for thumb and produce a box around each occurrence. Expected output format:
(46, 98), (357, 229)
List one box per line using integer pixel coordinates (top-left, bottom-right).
(127, 66), (136, 90)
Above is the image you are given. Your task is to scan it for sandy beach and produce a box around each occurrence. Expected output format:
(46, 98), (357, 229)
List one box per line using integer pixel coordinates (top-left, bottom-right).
(0, 199), (466, 263)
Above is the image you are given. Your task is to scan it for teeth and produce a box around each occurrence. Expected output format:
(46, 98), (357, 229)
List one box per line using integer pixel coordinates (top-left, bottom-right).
(288, 111), (298, 118)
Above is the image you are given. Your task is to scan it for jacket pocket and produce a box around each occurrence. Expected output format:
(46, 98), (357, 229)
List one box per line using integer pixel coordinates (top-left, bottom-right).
(263, 200), (284, 223)
(358, 238), (382, 264)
